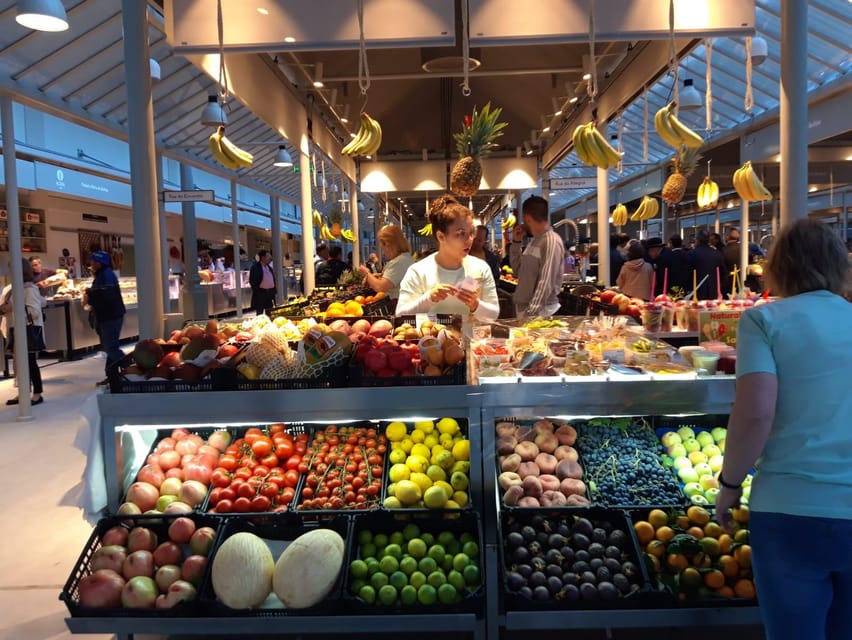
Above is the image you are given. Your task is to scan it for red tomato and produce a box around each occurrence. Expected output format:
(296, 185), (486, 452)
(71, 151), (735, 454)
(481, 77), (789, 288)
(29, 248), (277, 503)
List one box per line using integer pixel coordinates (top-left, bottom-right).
(219, 455), (238, 472)
(251, 495), (271, 512)
(252, 437), (273, 458)
(237, 483), (256, 499)
(269, 423), (286, 435)
(371, 465), (382, 478)
(283, 469), (299, 488)
(285, 456), (301, 470)
(295, 441), (307, 455)
(234, 467), (252, 481)
(207, 487), (223, 506)
(253, 465), (270, 477)
(260, 481), (279, 497)
(247, 476), (263, 490)
(260, 453), (278, 468)
(297, 462), (309, 474)
(367, 454), (381, 466)
(365, 484), (379, 496)
(244, 428), (263, 445)
(301, 487), (314, 499)
(211, 469), (232, 488)
(279, 487), (295, 505)
(219, 487), (236, 503)
(216, 499), (233, 513)
(233, 497), (252, 512)
(275, 441), (294, 459)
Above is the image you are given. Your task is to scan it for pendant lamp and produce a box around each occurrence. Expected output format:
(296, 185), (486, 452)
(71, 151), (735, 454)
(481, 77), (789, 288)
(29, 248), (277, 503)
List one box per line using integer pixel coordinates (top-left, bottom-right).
(15, 0), (69, 32)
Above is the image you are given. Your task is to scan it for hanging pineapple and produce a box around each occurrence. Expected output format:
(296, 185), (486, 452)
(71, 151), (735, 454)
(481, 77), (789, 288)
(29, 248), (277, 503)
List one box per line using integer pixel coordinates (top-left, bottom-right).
(450, 102), (507, 198)
(328, 204), (343, 238)
(661, 146), (700, 206)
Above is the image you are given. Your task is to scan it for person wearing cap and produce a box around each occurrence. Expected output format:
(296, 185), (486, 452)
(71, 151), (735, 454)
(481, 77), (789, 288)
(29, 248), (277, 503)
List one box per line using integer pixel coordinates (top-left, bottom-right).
(646, 236), (694, 298)
(82, 250), (126, 383)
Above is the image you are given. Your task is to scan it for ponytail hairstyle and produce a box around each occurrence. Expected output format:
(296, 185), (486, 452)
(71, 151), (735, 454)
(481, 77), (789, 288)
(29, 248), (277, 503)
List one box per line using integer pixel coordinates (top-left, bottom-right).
(428, 195), (473, 236)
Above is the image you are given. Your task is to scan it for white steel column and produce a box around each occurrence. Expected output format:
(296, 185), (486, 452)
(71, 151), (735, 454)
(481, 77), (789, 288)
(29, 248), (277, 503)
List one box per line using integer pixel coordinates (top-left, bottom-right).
(270, 195), (283, 303)
(230, 181), (243, 314)
(349, 179), (360, 269)
(0, 95), (33, 420)
(660, 202), (667, 242)
(121, 0), (163, 337)
(740, 201), (750, 296)
(300, 137), (316, 294)
(596, 168), (610, 286)
(779, 0), (809, 225)
(155, 153), (170, 311)
(179, 163), (205, 321)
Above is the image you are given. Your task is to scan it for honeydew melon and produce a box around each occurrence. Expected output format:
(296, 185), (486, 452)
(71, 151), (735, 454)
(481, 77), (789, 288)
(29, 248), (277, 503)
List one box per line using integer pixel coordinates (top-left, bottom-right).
(211, 532), (274, 609)
(273, 529), (345, 609)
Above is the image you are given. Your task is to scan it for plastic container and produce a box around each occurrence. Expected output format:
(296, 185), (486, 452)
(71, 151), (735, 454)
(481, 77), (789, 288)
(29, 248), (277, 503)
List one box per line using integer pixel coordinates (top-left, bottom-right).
(691, 351), (720, 375)
(640, 303), (664, 332)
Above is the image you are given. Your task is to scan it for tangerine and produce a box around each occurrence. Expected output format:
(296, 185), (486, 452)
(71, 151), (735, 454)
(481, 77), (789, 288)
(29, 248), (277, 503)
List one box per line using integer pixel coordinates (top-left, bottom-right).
(644, 552), (662, 573)
(667, 553), (689, 571)
(703, 522), (723, 539)
(634, 521), (655, 545)
(655, 526), (676, 543)
(731, 505), (750, 524)
(680, 567), (702, 589)
(717, 585), (735, 598)
(648, 509), (669, 529)
(734, 528), (750, 544)
(686, 526), (705, 540)
(675, 515), (690, 530)
(719, 555), (739, 578)
(733, 544), (752, 570)
(718, 533), (733, 555)
(733, 578), (756, 599)
(687, 505), (711, 527)
(698, 536), (720, 558)
(703, 569), (726, 590)
(646, 540), (667, 558)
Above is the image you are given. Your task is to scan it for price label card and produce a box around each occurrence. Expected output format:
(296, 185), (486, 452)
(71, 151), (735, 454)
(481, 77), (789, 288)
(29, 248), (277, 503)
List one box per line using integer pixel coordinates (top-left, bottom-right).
(698, 309), (742, 347)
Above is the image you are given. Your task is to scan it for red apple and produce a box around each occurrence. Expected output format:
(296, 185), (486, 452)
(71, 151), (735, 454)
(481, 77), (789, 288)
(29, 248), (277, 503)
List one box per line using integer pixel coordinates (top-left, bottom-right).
(127, 527), (158, 553)
(101, 526), (128, 547)
(180, 555), (208, 587)
(121, 576), (158, 609)
(91, 545), (128, 574)
(153, 541), (183, 567)
(122, 550), (154, 580)
(79, 569), (125, 608)
(188, 527), (216, 556)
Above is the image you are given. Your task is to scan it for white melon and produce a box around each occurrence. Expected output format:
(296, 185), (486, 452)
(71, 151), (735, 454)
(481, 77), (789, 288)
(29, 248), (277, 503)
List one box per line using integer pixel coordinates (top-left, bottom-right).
(212, 532), (274, 609)
(273, 529), (345, 609)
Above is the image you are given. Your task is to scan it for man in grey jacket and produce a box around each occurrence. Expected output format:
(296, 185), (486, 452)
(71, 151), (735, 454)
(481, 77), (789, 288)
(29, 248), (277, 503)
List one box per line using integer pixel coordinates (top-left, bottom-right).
(510, 196), (565, 318)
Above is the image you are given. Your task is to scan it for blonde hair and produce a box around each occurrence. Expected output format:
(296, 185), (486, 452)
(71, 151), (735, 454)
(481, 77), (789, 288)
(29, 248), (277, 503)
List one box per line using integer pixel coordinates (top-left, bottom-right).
(377, 224), (410, 255)
(765, 218), (849, 297)
(428, 195), (473, 235)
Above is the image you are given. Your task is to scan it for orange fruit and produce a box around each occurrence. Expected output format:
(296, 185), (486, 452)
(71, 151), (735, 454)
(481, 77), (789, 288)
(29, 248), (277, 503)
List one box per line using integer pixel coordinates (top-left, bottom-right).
(648, 509), (669, 529)
(731, 505), (750, 524)
(373, 291), (386, 300)
(343, 300), (364, 316)
(655, 526), (676, 543)
(354, 295), (365, 303)
(634, 521), (655, 545)
(667, 553), (689, 571)
(646, 540), (667, 558)
(718, 533), (733, 555)
(692, 552), (712, 568)
(680, 567), (702, 589)
(675, 515), (690, 530)
(719, 555), (740, 578)
(717, 585), (735, 598)
(733, 544), (752, 570)
(703, 522), (723, 539)
(698, 536), (720, 558)
(686, 526), (705, 540)
(644, 552), (662, 573)
(704, 569), (725, 590)
(734, 528), (750, 544)
(687, 505), (711, 527)
(733, 578), (756, 599)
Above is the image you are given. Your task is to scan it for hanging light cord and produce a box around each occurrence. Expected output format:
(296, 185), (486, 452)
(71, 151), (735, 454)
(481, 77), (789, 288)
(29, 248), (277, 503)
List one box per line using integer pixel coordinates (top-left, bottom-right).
(461, 0), (471, 96)
(643, 87), (649, 161)
(705, 38), (714, 132)
(668, 0), (680, 112)
(216, 0), (229, 108)
(587, 0), (598, 102)
(744, 36), (754, 113)
(617, 112), (624, 174)
(356, 0), (371, 110)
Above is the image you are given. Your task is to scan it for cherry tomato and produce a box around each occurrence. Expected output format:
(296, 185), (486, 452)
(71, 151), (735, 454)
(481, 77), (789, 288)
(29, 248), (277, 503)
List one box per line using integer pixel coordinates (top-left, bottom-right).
(367, 454), (381, 466)
(352, 476), (365, 490)
(251, 495), (271, 512)
(279, 487), (295, 505)
(234, 467), (252, 481)
(207, 487), (223, 506)
(275, 441), (294, 459)
(371, 465), (382, 478)
(219, 487), (236, 502)
(297, 462), (309, 474)
(301, 487), (314, 499)
(285, 456), (301, 470)
(237, 483), (256, 499)
(376, 444), (387, 454)
(283, 469), (300, 488)
(216, 499), (233, 513)
(295, 441), (307, 455)
(252, 437), (273, 458)
(232, 496), (252, 512)
(260, 481), (279, 497)
(219, 455), (238, 472)
(306, 474), (319, 488)
(365, 484), (379, 496)
(317, 488), (330, 498)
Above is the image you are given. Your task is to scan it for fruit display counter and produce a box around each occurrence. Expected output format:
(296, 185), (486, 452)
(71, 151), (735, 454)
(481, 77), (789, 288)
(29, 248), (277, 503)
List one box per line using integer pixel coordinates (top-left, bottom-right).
(77, 376), (762, 639)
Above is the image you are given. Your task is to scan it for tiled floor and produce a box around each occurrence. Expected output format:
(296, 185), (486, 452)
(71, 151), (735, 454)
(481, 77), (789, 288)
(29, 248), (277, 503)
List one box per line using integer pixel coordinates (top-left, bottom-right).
(0, 354), (766, 640)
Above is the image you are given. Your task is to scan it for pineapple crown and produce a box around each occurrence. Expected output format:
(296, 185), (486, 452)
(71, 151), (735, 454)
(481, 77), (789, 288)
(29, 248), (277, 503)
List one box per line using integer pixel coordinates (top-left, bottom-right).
(453, 102), (508, 159)
(672, 146), (701, 176)
(328, 204), (343, 224)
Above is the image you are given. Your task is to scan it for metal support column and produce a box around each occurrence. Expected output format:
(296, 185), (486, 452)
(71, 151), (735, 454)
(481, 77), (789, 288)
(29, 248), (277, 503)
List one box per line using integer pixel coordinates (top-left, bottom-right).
(660, 202), (667, 242)
(740, 201), (750, 296)
(714, 207), (720, 234)
(179, 163), (206, 321)
(771, 198), (779, 236)
(155, 153), (170, 312)
(230, 181), (243, 315)
(270, 195), (283, 304)
(121, 0), (163, 338)
(349, 179), (360, 269)
(597, 168), (611, 286)
(779, 0), (808, 225)
(300, 138), (316, 295)
(0, 94), (33, 420)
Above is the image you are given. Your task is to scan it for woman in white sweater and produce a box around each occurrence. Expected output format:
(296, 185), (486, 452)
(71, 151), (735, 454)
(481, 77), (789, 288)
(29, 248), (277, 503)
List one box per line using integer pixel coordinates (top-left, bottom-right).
(0, 258), (45, 405)
(397, 196), (499, 322)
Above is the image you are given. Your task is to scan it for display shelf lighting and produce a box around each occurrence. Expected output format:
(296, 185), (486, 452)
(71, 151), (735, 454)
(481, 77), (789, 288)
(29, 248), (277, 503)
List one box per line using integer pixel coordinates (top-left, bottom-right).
(273, 145), (293, 167)
(200, 95), (227, 127)
(15, 0), (68, 32)
(679, 78), (703, 111)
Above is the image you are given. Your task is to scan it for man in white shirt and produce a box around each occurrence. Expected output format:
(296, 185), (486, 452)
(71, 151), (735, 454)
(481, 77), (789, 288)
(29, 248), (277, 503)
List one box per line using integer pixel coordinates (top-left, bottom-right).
(510, 196), (565, 318)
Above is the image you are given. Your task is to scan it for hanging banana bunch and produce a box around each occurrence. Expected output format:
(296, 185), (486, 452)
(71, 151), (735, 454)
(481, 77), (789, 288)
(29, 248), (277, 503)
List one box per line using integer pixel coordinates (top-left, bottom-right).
(572, 122), (623, 169)
(654, 103), (703, 150)
(417, 223), (433, 236)
(733, 162), (772, 202)
(629, 196), (660, 221)
(341, 113), (383, 157)
(696, 177), (720, 209)
(340, 229), (356, 243)
(208, 126), (253, 169)
(611, 203), (628, 227)
(319, 224), (335, 241)
(312, 210), (323, 228)
(501, 212), (517, 229)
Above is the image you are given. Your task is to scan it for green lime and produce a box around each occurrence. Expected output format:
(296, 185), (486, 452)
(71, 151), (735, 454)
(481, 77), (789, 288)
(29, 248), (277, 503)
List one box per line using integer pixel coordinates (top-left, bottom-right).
(358, 584), (376, 604)
(459, 532), (474, 544)
(370, 572), (389, 590)
(427, 544), (446, 563)
(358, 530), (373, 545)
(421, 532), (435, 546)
(383, 543), (403, 560)
(403, 523), (421, 540)
(407, 538), (427, 559)
(378, 584), (398, 606)
(447, 569), (466, 592)
(361, 543), (377, 559)
(442, 555), (454, 573)
(389, 531), (405, 546)
(399, 556), (418, 575)
(417, 584), (437, 605)
(400, 584), (418, 606)
(379, 555), (399, 575)
(437, 583), (457, 604)
(365, 558), (381, 575)
(462, 564), (481, 587)
(447, 540), (462, 556)
(389, 571), (408, 590)
(427, 570), (447, 588)
(350, 578), (366, 594)
(462, 541), (479, 558)
(437, 531), (454, 547)
(409, 570), (427, 589)
(452, 553), (471, 572)
(418, 556), (437, 575)
(373, 533), (389, 548)
(350, 559), (368, 579)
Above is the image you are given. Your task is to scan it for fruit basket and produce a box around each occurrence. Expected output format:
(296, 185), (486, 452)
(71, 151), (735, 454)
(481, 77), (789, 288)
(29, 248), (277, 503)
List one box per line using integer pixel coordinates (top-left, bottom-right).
(499, 508), (649, 610)
(626, 506), (756, 607)
(381, 418), (472, 511)
(292, 422), (387, 513)
(343, 510), (484, 614)
(61, 513), (221, 617)
(493, 417), (592, 509)
(199, 514), (350, 616)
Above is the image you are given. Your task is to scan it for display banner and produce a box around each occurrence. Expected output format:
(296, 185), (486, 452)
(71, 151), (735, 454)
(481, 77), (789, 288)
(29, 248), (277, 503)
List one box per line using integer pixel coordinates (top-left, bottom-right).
(698, 309), (742, 347)
(34, 162), (132, 205)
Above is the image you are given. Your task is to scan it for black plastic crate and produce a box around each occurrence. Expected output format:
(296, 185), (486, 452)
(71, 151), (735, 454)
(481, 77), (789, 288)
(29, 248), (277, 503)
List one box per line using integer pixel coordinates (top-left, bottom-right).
(344, 510), (485, 614)
(624, 507), (756, 607)
(492, 417), (592, 510)
(198, 514), (350, 616)
(348, 361), (466, 387)
(499, 507), (650, 611)
(60, 513), (222, 617)
(379, 417), (473, 513)
(393, 314), (463, 330)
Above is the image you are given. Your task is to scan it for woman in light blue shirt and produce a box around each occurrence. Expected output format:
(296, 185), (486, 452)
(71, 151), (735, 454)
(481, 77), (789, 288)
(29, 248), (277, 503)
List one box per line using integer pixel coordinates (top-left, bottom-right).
(717, 219), (852, 640)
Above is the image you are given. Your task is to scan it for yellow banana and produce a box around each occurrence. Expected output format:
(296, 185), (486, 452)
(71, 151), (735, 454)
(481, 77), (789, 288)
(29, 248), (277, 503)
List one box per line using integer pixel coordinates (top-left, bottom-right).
(745, 162), (772, 201)
(654, 105), (682, 148)
(733, 164), (755, 201)
(418, 223), (433, 236)
(573, 124), (594, 166)
(361, 113), (383, 156)
(630, 198), (647, 221)
(312, 209), (323, 227)
(697, 177), (719, 209)
(612, 203), (627, 227)
(501, 213), (517, 229)
(667, 110), (704, 149)
(320, 224), (333, 241)
(587, 124), (623, 168)
(641, 196), (660, 220)
(342, 114), (371, 156)
(216, 127), (253, 168)
(208, 128), (241, 170)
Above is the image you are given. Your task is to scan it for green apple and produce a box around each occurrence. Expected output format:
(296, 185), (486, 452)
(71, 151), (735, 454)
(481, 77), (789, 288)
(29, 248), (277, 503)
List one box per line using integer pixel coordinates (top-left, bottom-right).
(690, 494), (709, 506)
(699, 474), (718, 490)
(742, 485), (752, 501)
(683, 439), (701, 454)
(711, 427), (727, 443)
(694, 462), (713, 478)
(688, 451), (708, 465)
(677, 427), (696, 441)
(683, 481), (704, 497)
(742, 474), (753, 487)
(702, 444), (721, 458)
(704, 487), (720, 505)
(696, 431), (714, 448)
(673, 456), (693, 471)
(678, 467), (700, 484)
(708, 454), (724, 473)
(717, 438), (726, 453)
(156, 495), (178, 511)
(661, 454), (674, 468)
(668, 443), (687, 458)
(661, 432), (682, 448)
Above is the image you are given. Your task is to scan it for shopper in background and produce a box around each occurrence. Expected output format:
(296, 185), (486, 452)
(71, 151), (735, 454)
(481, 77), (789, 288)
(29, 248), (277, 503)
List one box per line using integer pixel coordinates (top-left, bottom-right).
(510, 196), (565, 317)
(616, 240), (654, 300)
(609, 232), (628, 286)
(722, 228), (742, 292)
(366, 252), (380, 273)
(315, 245), (348, 286)
(665, 234), (694, 295)
(716, 219), (852, 640)
(397, 195), (498, 321)
(1, 258), (45, 405)
(29, 257), (56, 289)
(709, 232), (723, 251)
(358, 225), (414, 310)
(691, 230), (726, 299)
(249, 249), (276, 316)
(83, 250), (126, 384)
(470, 225), (501, 284)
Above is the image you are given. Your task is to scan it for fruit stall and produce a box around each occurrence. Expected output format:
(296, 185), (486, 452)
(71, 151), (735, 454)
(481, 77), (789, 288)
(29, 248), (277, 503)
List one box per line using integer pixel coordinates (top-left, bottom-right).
(61, 362), (768, 640)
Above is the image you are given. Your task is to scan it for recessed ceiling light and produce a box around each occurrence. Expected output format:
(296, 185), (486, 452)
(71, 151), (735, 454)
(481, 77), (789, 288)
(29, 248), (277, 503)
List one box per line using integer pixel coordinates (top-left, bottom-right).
(542, 126), (551, 133)
(569, 96), (578, 104)
(257, 7), (269, 15)
(350, 132), (357, 138)
(554, 109), (562, 116)
(808, 186), (818, 192)
(284, 36), (296, 43)
(340, 117), (348, 124)
(582, 73), (591, 81)
(548, 192), (557, 196)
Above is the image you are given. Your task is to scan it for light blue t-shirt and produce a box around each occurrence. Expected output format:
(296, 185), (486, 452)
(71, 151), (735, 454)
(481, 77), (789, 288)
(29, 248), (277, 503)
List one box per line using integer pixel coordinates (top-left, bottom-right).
(737, 291), (852, 519)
